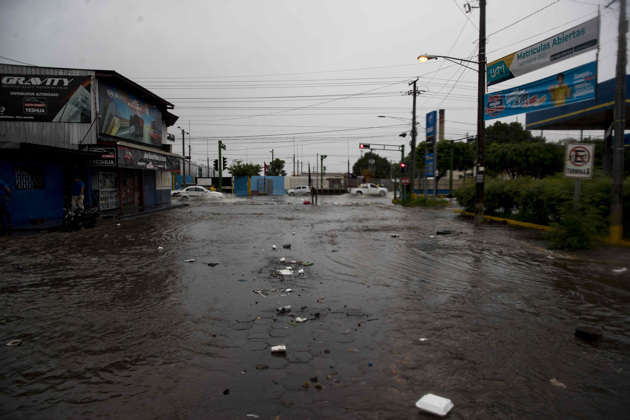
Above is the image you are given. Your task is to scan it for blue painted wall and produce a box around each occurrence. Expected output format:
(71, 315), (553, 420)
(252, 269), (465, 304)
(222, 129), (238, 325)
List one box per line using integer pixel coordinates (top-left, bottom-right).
(0, 161), (65, 226)
(233, 176), (249, 196)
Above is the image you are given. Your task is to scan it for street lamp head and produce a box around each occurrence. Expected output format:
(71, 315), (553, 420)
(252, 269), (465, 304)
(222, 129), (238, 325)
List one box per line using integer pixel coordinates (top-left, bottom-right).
(417, 54), (437, 62)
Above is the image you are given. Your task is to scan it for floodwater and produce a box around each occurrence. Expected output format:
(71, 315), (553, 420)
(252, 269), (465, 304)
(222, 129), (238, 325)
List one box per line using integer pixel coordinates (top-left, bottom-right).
(1, 194), (629, 419)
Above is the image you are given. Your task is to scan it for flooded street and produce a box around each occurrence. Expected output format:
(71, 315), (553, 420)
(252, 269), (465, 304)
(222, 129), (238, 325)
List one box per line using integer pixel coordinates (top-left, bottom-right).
(1, 195), (629, 419)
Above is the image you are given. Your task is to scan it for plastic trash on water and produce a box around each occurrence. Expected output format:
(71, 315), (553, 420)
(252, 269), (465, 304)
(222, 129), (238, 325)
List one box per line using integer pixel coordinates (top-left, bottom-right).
(415, 393), (453, 416)
(280, 257), (286, 262)
(298, 269), (305, 275)
(276, 305), (291, 313)
(6, 339), (22, 346)
(271, 344), (286, 353)
(391, 234), (400, 238)
(278, 269), (293, 275)
(184, 259), (195, 263)
(272, 245), (277, 250)
(295, 317), (308, 323)
(157, 246), (163, 250)
(613, 267), (627, 273)
(283, 244), (291, 249)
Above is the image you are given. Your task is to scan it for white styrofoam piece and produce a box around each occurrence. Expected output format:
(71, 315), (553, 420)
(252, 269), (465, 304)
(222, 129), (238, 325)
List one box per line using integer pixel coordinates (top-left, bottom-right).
(271, 345), (286, 353)
(278, 269), (293, 275)
(415, 393), (453, 416)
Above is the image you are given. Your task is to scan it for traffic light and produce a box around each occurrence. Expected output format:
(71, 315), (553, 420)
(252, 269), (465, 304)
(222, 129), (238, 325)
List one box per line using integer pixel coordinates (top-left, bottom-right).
(222, 157), (227, 169)
(213, 159), (219, 171)
(359, 143), (370, 149)
(400, 162), (406, 173)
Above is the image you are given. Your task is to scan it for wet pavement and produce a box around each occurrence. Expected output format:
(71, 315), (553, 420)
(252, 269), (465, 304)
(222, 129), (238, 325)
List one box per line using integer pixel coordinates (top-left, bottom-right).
(1, 194), (629, 419)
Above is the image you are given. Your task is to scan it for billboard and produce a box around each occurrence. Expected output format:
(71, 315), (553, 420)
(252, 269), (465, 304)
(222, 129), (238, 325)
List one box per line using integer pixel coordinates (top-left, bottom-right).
(98, 81), (163, 146)
(484, 62), (596, 121)
(487, 17), (599, 86)
(118, 146), (179, 171)
(0, 74), (91, 122)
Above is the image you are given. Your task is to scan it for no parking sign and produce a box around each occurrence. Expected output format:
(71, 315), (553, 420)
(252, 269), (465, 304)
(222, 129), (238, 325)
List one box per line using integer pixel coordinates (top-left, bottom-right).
(564, 144), (594, 179)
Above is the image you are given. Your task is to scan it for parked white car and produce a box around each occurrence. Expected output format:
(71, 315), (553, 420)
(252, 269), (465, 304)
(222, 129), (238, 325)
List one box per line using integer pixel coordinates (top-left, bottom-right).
(348, 183), (388, 196)
(287, 185), (311, 196)
(172, 186), (224, 201)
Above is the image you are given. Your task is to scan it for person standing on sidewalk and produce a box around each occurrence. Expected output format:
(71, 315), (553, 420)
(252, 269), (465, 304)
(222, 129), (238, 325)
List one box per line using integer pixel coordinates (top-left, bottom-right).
(71, 177), (85, 211)
(0, 178), (11, 229)
(310, 185), (318, 205)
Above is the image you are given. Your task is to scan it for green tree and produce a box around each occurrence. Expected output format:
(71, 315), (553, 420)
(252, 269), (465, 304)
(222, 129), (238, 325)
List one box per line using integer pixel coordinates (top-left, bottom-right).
(434, 140), (475, 181)
(267, 158), (287, 176)
(486, 141), (564, 179)
(352, 152), (392, 179)
(484, 121), (544, 145)
(227, 159), (262, 176)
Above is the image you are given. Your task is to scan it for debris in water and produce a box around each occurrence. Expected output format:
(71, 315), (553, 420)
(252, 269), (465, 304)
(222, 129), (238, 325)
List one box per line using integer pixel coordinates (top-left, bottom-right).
(295, 317), (308, 323)
(223, 389), (229, 395)
(157, 246), (163, 250)
(283, 244), (291, 249)
(271, 344), (287, 353)
(436, 230), (459, 235)
(415, 393), (454, 416)
(208, 263), (219, 267)
(304, 262), (314, 266)
(391, 234), (400, 238)
(613, 267), (627, 273)
(280, 257), (286, 262)
(6, 339), (22, 346)
(272, 245), (277, 250)
(550, 378), (566, 389)
(278, 269), (293, 275)
(419, 338), (428, 342)
(276, 305), (292, 313)
(575, 325), (603, 341)
(184, 259), (195, 263)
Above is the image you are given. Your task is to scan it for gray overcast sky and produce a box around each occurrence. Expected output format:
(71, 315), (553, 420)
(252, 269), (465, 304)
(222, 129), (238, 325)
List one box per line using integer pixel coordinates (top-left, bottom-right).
(1, 0), (627, 173)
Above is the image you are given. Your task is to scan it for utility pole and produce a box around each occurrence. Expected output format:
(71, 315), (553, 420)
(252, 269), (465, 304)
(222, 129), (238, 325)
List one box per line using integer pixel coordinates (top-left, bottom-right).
(610, 0), (627, 243)
(409, 78), (419, 201)
(188, 144), (192, 177)
(320, 154), (327, 190)
(474, 0), (487, 227)
(177, 126), (188, 187)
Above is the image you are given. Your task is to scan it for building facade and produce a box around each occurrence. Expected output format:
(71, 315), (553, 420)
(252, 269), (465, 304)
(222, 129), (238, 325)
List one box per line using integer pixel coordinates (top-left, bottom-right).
(0, 65), (180, 226)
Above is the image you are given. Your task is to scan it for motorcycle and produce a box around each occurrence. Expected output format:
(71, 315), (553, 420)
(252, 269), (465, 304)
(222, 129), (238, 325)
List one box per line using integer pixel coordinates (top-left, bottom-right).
(61, 207), (99, 232)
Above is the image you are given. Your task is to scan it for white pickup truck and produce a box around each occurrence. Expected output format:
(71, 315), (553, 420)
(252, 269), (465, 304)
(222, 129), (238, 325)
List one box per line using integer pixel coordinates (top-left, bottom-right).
(347, 183), (388, 196)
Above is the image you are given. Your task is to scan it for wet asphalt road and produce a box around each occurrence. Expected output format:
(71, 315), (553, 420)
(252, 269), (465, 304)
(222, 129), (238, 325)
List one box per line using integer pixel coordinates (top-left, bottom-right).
(1, 194), (629, 419)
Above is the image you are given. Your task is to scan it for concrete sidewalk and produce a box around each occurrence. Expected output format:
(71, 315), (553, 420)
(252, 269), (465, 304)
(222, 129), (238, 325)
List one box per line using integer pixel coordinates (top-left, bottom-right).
(3, 203), (187, 233)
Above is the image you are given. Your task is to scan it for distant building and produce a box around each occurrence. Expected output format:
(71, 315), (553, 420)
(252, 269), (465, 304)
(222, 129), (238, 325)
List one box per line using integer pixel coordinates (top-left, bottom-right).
(0, 64), (181, 225)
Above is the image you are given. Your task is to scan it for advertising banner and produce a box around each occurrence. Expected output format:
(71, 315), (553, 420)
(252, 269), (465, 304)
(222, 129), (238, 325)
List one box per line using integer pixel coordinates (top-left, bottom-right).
(99, 81), (163, 147)
(484, 62), (596, 121)
(0, 74), (91, 122)
(118, 146), (179, 171)
(426, 111), (436, 146)
(487, 17), (599, 86)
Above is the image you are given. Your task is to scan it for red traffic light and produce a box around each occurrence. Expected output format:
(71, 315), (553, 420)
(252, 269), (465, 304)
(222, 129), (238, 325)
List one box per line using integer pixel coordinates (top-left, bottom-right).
(400, 162), (406, 173)
(359, 143), (370, 149)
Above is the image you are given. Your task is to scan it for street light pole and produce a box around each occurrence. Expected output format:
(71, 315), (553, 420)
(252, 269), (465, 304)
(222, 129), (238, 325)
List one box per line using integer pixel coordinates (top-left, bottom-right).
(177, 126), (188, 187)
(474, 0), (487, 227)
